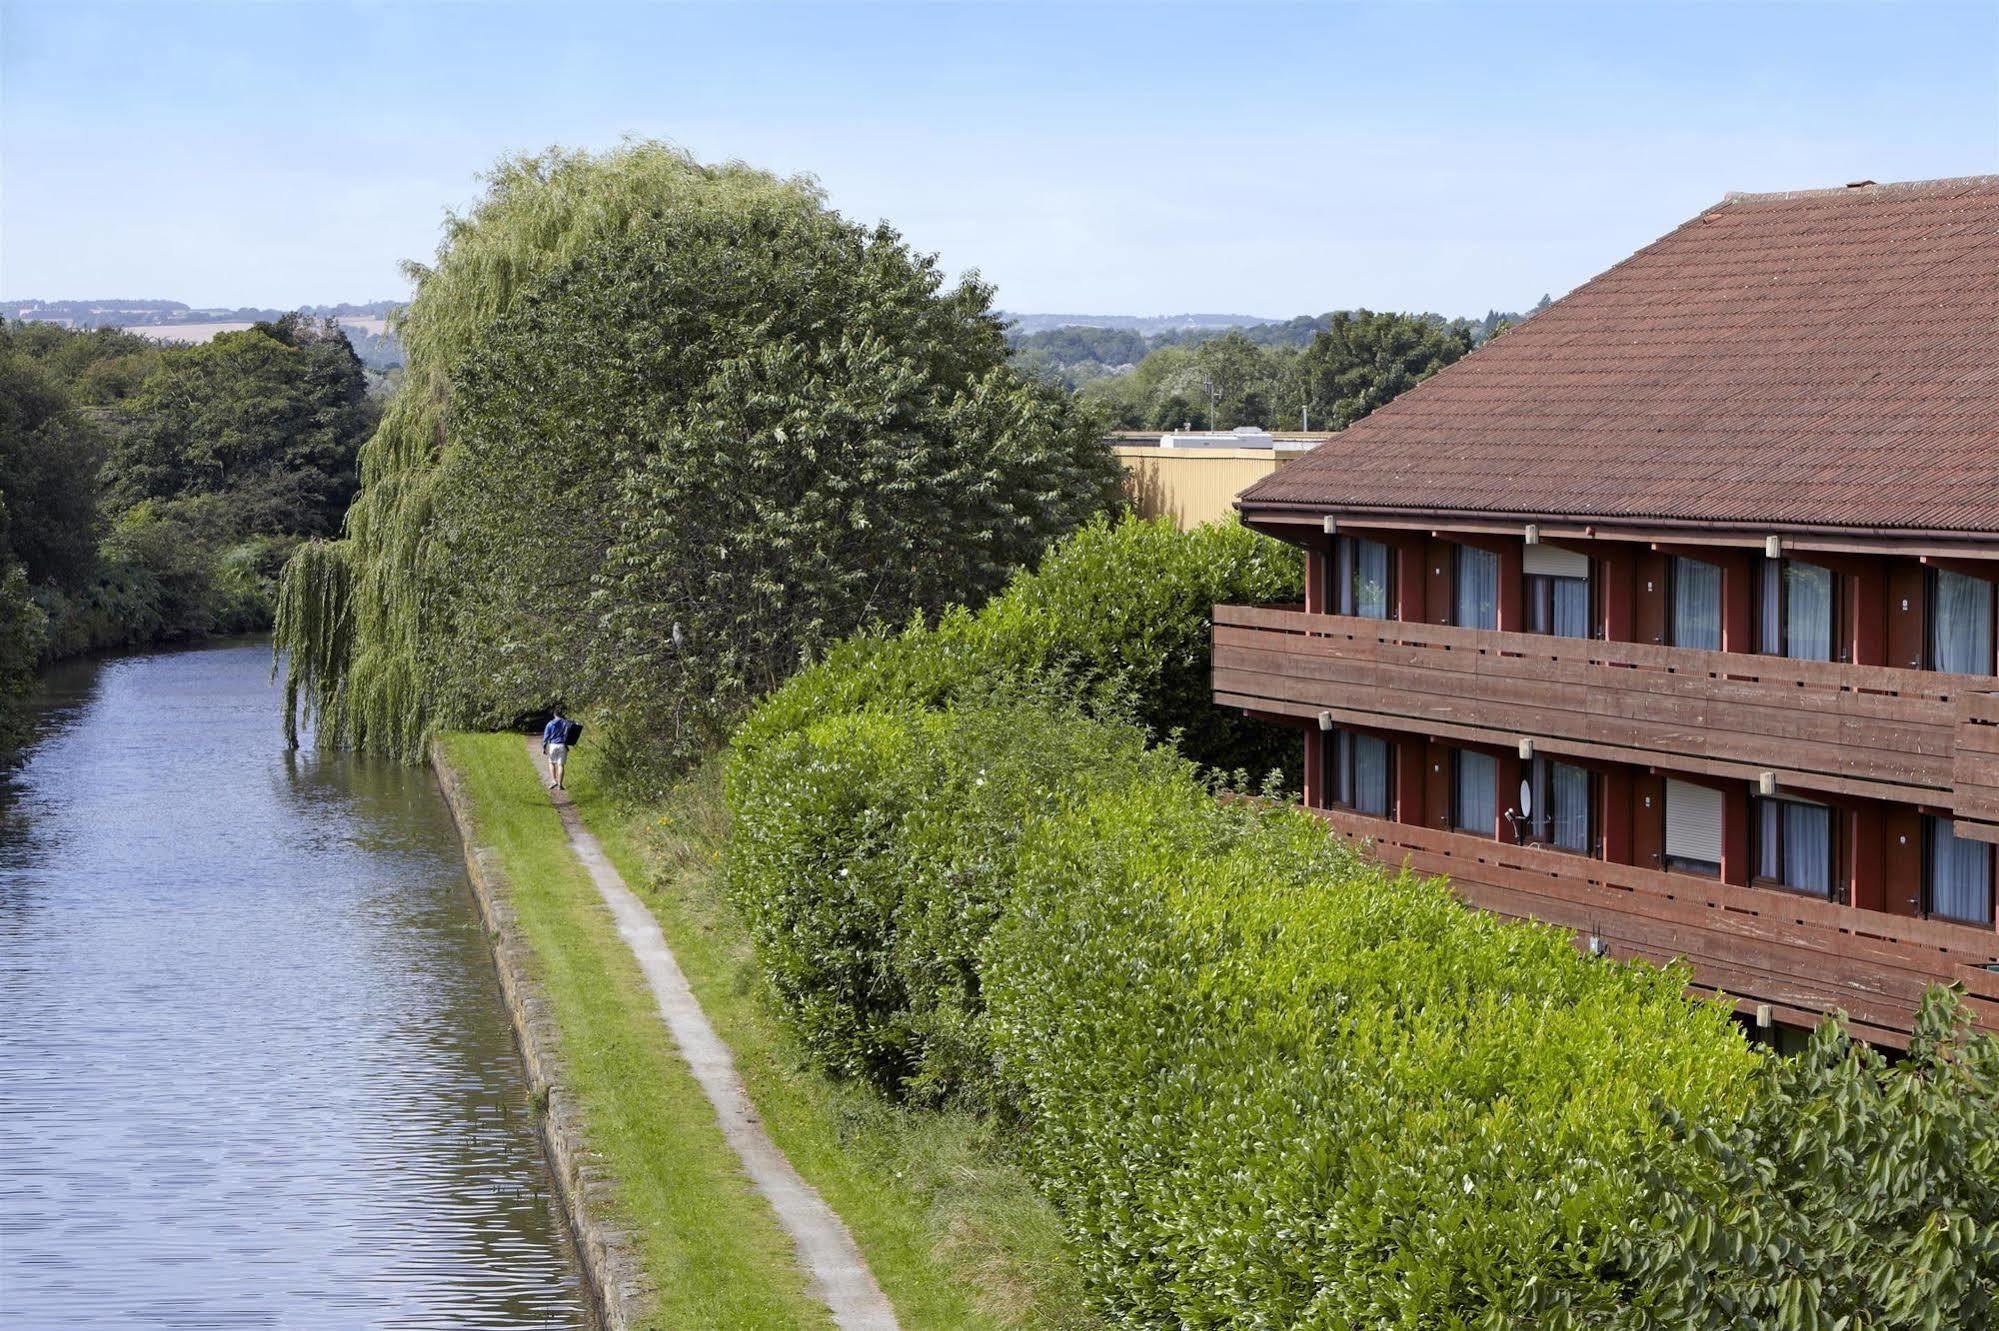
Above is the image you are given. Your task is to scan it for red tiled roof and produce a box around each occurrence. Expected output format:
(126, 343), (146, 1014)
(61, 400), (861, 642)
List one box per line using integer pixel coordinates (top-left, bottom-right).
(1241, 176), (1999, 536)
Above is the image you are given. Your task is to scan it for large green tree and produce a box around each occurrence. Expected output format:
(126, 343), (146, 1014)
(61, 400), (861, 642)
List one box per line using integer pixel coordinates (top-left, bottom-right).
(0, 332), (106, 733)
(277, 142), (1121, 771)
(6, 322), (162, 406)
(106, 314), (371, 543)
(1297, 308), (1472, 429)
(0, 337), (105, 591)
(0, 316), (371, 695)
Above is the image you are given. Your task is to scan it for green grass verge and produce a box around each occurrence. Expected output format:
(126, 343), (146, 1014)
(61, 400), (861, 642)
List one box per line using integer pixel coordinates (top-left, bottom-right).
(564, 744), (1099, 1331)
(437, 733), (831, 1331)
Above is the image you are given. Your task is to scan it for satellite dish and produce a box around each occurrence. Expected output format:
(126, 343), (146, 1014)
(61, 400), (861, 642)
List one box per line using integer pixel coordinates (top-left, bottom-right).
(1518, 779), (1533, 818)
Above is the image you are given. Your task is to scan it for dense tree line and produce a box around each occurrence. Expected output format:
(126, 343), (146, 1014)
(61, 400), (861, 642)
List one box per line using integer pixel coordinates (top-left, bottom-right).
(1071, 312), (1480, 432)
(1010, 300), (1541, 402)
(0, 316), (374, 736)
(276, 141), (1121, 780)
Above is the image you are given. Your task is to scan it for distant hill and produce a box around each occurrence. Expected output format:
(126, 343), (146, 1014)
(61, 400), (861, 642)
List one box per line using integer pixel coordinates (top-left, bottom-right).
(6, 298), (405, 370)
(6, 297), (400, 328)
(999, 311), (1276, 336)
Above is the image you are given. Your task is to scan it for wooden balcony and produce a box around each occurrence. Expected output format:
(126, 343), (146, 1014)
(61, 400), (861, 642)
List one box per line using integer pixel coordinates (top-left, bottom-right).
(1214, 604), (1999, 827)
(1957, 691), (1999, 843)
(1312, 808), (1999, 1046)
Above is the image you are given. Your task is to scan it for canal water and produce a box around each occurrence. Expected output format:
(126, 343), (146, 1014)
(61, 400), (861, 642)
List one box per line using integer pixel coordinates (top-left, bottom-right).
(0, 642), (591, 1329)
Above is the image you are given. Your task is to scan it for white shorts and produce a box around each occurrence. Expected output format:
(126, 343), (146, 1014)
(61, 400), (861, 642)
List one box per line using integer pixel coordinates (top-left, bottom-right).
(547, 742), (569, 763)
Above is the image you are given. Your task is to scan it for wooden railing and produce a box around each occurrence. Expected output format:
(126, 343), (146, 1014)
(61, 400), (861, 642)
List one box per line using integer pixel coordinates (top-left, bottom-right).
(1956, 691), (1999, 843)
(1312, 808), (1999, 1046)
(1214, 604), (1998, 810)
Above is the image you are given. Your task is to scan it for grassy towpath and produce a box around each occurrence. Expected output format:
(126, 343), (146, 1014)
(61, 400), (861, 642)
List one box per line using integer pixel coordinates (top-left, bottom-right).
(527, 735), (897, 1329)
(561, 745), (1099, 1331)
(438, 733), (832, 1330)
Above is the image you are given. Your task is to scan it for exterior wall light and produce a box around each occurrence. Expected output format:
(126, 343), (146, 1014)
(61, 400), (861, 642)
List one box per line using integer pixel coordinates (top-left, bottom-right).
(1758, 771), (1778, 797)
(1524, 523), (1541, 545)
(1518, 737), (1535, 760)
(1318, 710), (1335, 731)
(1322, 515), (1339, 535)
(1765, 534), (1783, 559)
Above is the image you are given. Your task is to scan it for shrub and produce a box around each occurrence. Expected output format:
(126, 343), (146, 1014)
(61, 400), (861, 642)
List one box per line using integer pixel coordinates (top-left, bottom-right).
(727, 696), (1176, 1102)
(983, 780), (1757, 1327)
(0, 562), (46, 740)
(1617, 987), (1999, 1330)
(728, 690), (1768, 1323)
(735, 515), (1302, 784)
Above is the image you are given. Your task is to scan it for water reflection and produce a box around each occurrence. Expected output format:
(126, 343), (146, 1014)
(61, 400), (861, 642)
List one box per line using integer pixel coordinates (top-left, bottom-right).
(0, 641), (590, 1329)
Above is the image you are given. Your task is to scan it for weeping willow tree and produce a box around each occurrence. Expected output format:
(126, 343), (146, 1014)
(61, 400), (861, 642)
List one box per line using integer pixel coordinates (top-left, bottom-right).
(276, 142), (835, 755)
(277, 140), (1121, 768)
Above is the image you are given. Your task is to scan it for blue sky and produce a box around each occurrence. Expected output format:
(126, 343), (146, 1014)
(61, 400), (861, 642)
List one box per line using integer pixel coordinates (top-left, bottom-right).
(4, 1), (1995, 317)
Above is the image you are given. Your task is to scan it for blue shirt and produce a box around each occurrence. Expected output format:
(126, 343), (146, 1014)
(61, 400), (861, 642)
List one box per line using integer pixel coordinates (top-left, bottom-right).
(542, 718), (567, 746)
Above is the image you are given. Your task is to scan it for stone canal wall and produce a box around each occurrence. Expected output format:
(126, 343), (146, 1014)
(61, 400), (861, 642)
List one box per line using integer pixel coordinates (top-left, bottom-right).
(430, 742), (649, 1330)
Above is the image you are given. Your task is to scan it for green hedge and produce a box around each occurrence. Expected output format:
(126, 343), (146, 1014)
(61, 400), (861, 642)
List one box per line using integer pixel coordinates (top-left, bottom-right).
(985, 779), (1757, 1326)
(724, 518), (1999, 1326)
(732, 514), (1302, 784)
(729, 695), (1999, 1326)
(728, 698), (1179, 1102)
(729, 695), (1770, 1320)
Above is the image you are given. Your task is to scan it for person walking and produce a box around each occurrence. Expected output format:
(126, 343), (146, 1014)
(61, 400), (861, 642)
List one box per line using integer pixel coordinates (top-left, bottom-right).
(541, 710), (582, 790)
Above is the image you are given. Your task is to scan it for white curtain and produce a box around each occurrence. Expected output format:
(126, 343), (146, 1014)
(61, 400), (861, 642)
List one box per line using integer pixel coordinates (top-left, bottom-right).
(1928, 818), (1993, 924)
(1787, 803), (1831, 895)
(1932, 570), (1994, 675)
(1551, 577), (1590, 638)
(1551, 762), (1589, 851)
(1786, 562), (1834, 661)
(1672, 558), (1723, 651)
(1756, 799), (1779, 880)
(1455, 547), (1498, 630)
(1455, 750), (1496, 834)
(1352, 733), (1389, 815)
(1759, 799), (1831, 896)
(1341, 538), (1391, 619)
(1758, 560), (1783, 654)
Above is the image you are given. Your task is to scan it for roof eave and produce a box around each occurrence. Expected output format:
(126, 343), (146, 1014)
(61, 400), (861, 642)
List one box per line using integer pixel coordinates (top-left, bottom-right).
(1236, 498), (1999, 552)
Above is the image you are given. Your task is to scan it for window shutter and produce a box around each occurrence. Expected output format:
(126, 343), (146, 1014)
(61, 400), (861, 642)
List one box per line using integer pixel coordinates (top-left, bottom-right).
(1524, 545), (1590, 579)
(1665, 779), (1724, 865)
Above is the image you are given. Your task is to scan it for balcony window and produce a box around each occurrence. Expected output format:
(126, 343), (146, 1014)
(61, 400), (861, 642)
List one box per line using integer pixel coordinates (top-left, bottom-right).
(1929, 569), (1995, 675)
(1335, 536), (1394, 620)
(1452, 749), (1497, 836)
(1669, 557), (1723, 651)
(1757, 559), (1837, 662)
(1664, 778), (1723, 877)
(1524, 545), (1591, 639)
(1754, 796), (1835, 898)
(1328, 729), (1392, 816)
(1523, 756), (1593, 853)
(1924, 817), (1995, 926)
(1453, 546), (1499, 630)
